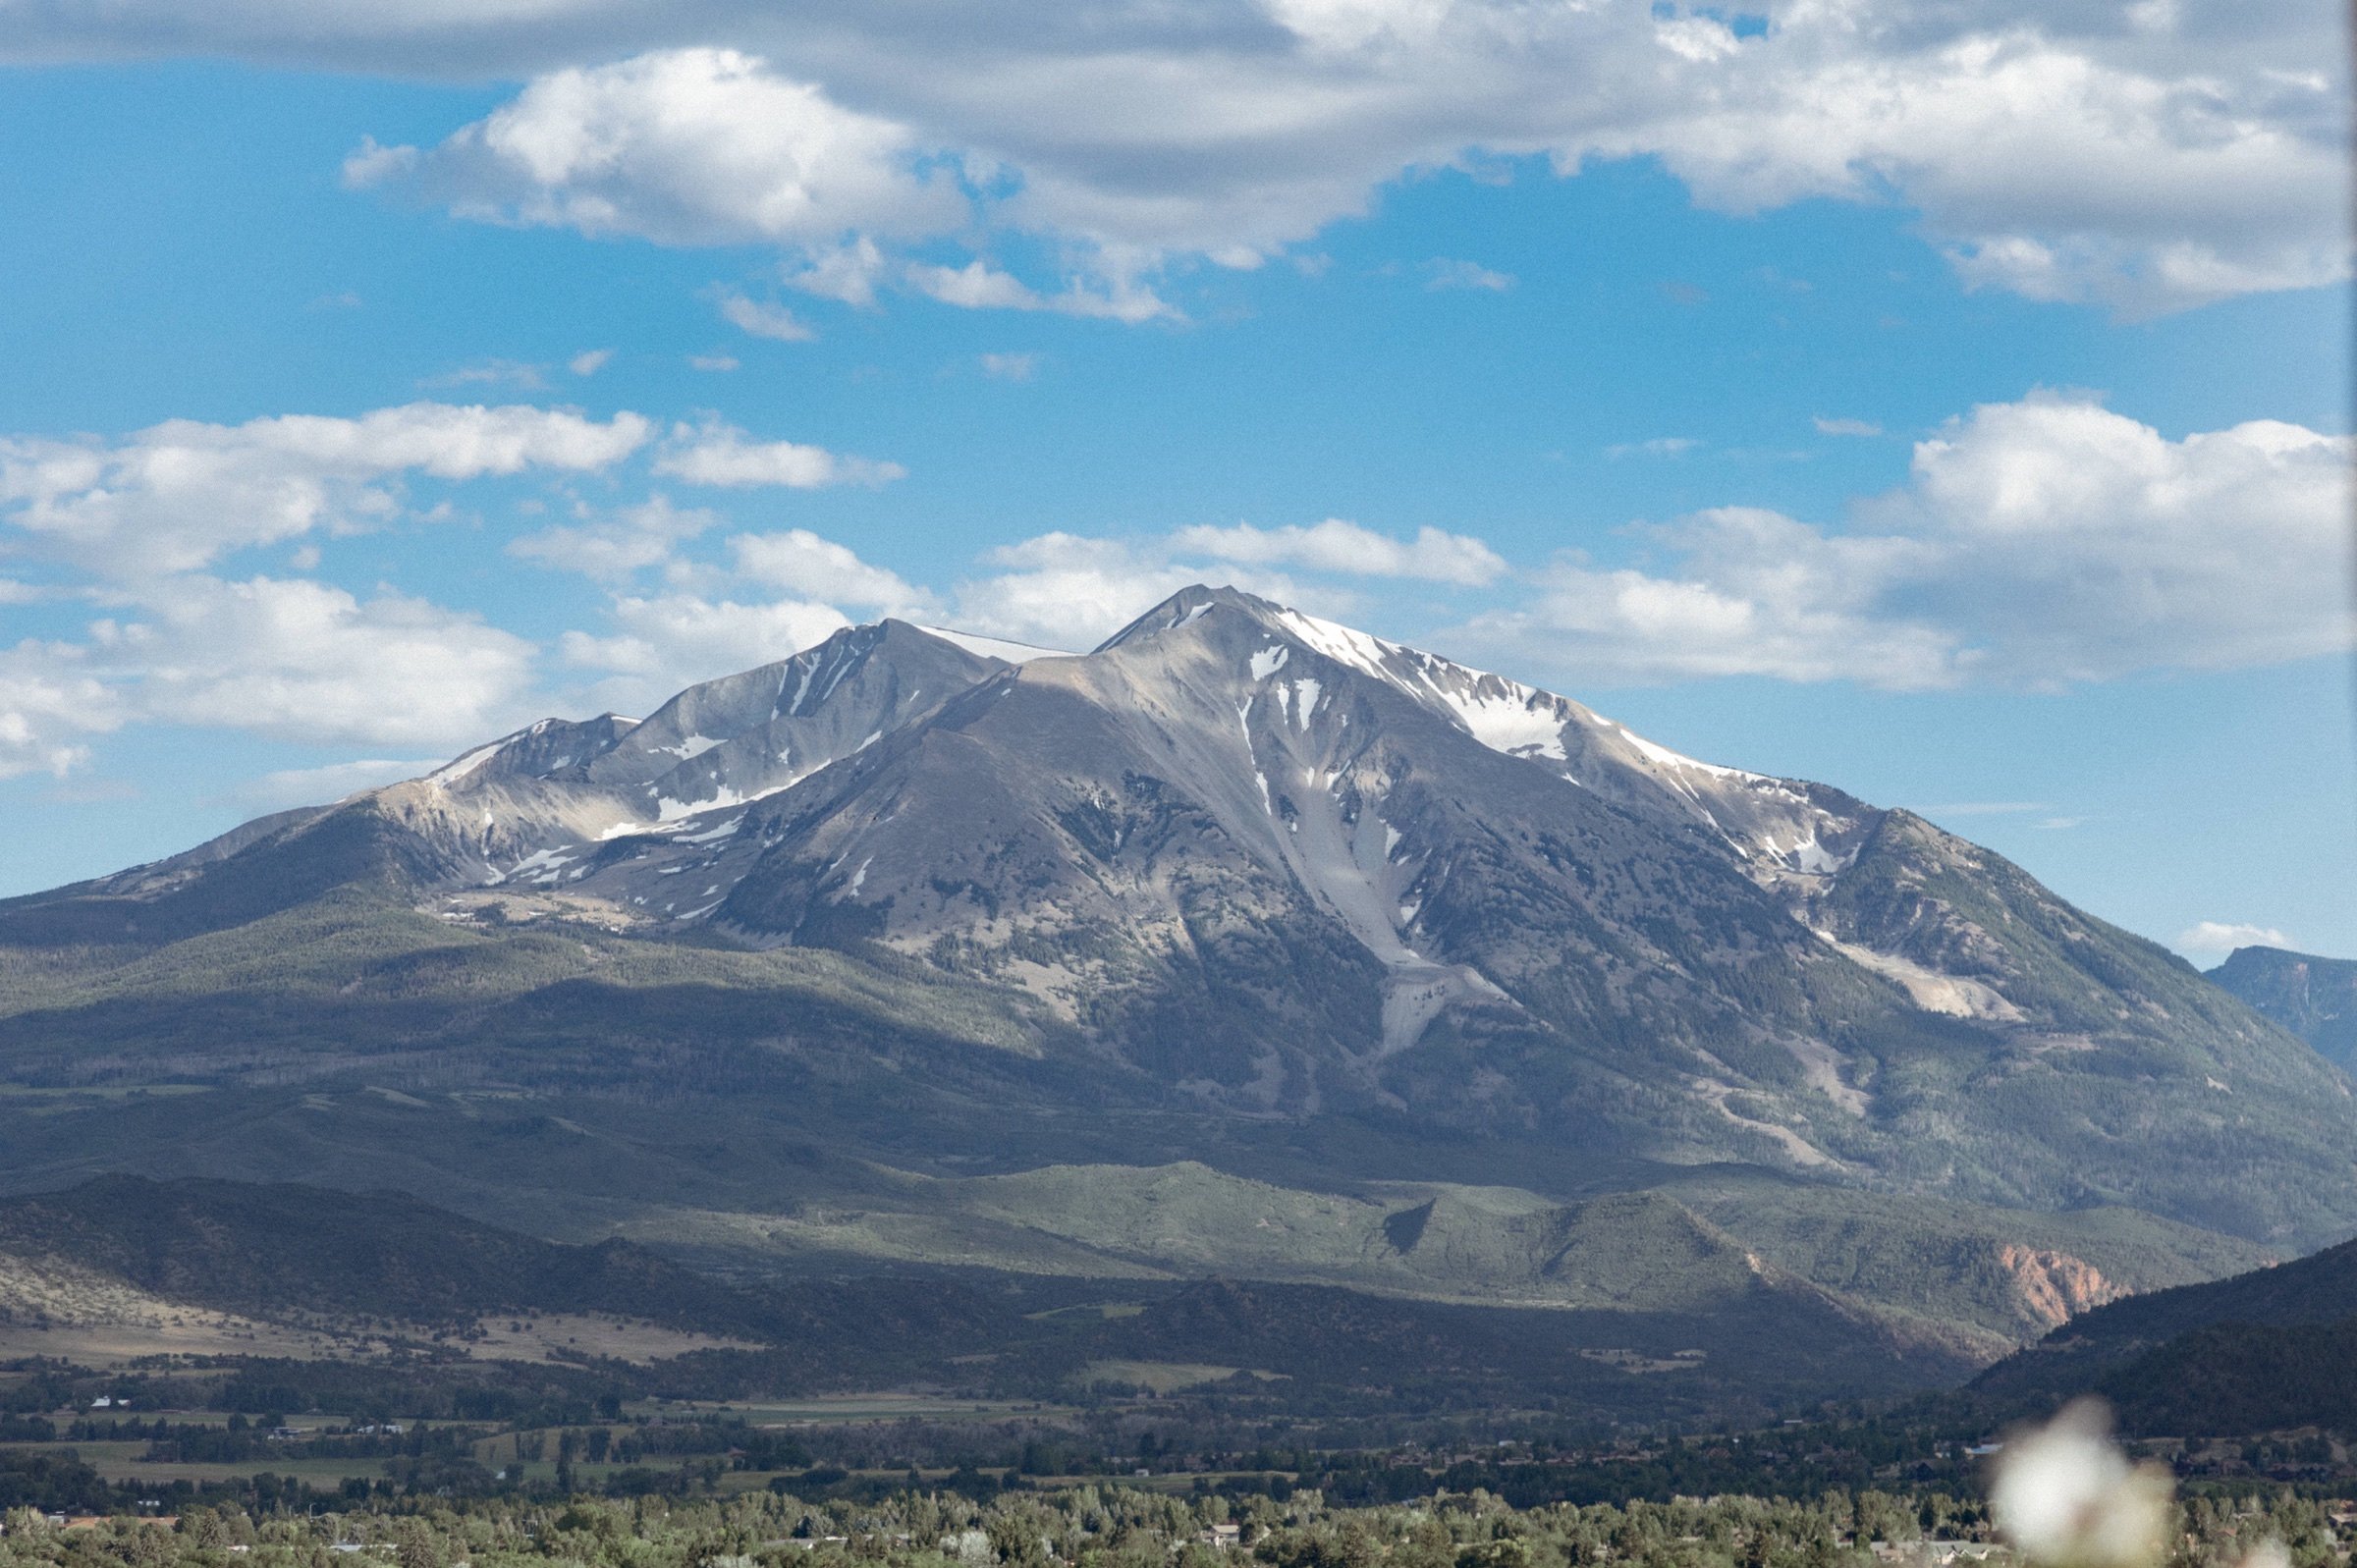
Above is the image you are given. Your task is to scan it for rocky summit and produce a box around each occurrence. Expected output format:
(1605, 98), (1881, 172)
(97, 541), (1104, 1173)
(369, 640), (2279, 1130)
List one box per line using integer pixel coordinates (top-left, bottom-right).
(0, 586), (2346, 1404)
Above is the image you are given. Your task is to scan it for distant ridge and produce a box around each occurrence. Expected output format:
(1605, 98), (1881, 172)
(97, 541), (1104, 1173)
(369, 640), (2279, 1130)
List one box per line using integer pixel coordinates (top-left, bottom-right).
(2209, 945), (2357, 1071)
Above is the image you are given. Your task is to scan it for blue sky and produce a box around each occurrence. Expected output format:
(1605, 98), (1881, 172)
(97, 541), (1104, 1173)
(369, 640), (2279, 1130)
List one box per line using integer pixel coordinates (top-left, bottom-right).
(0, 4), (2349, 963)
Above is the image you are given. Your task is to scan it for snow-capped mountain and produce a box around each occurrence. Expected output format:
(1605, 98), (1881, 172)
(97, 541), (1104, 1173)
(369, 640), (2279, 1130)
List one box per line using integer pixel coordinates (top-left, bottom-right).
(11, 586), (2347, 1246)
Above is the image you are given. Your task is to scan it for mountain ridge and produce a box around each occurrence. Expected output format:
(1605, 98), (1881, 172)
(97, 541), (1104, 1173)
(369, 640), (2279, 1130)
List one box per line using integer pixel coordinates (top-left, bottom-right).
(0, 584), (2347, 1402)
(2209, 944), (2357, 1072)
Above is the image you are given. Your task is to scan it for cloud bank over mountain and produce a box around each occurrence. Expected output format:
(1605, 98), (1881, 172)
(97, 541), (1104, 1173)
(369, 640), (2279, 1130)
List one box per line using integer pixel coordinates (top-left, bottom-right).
(1, 389), (2345, 781)
(6, 0), (2344, 318)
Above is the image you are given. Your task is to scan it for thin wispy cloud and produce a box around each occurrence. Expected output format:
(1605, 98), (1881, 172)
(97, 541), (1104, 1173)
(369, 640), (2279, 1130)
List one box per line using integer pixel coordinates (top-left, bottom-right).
(1426, 258), (1514, 292)
(715, 291), (815, 342)
(422, 358), (549, 391)
(978, 351), (1039, 381)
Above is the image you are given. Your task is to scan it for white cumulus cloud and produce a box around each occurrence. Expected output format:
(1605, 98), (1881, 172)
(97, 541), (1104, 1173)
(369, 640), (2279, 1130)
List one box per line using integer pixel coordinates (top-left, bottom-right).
(347, 48), (965, 248)
(0, 639), (122, 781)
(653, 421), (905, 488)
(508, 495), (719, 581)
(0, 574), (543, 779)
(2177, 921), (2295, 958)
(1459, 395), (2355, 690)
(557, 591), (853, 714)
(0, 402), (650, 575)
(91, 575), (540, 745)
(729, 529), (929, 613)
(1173, 518), (1506, 586)
(904, 258), (1174, 323)
(236, 3), (2355, 317)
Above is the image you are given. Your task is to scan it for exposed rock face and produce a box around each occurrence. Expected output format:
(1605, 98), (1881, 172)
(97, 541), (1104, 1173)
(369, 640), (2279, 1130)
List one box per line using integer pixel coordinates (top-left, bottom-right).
(1996, 1243), (2122, 1330)
(2210, 946), (2357, 1071)
(7, 585), (2353, 1249)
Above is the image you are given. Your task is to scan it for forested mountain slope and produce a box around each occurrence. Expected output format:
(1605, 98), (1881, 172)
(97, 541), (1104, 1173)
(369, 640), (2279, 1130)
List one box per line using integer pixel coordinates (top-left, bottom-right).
(1, 587), (2347, 1406)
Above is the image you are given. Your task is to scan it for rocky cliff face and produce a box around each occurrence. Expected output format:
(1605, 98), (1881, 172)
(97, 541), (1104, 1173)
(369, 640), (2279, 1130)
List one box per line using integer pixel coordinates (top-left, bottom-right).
(2211, 945), (2357, 1071)
(1994, 1243), (2122, 1331)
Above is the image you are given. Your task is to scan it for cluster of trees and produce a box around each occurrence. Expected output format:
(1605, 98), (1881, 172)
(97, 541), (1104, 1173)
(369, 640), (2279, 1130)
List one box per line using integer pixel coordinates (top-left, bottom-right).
(0, 1361), (630, 1432)
(0, 1476), (2346, 1568)
(135, 1423), (457, 1468)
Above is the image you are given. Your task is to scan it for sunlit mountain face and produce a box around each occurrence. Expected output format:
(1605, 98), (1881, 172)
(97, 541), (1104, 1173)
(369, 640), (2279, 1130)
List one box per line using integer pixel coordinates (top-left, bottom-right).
(10, 586), (2347, 1262)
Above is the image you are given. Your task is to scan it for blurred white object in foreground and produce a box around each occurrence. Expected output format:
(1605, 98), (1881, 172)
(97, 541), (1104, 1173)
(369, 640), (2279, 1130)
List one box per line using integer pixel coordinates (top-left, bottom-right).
(1990, 1400), (2173, 1568)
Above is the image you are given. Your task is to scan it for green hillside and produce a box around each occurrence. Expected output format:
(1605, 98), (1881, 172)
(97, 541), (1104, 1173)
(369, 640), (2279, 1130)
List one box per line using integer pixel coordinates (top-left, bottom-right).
(628, 1158), (2269, 1351)
(0, 1175), (1985, 1417)
(0, 846), (2312, 1420)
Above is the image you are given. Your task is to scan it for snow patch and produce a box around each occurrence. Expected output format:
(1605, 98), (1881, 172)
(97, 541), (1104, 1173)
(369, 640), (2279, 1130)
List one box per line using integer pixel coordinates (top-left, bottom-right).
(431, 742), (504, 786)
(1270, 608), (1398, 679)
(614, 779), (800, 829)
(1290, 677), (1321, 730)
(658, 786), (737, 822)
(918, 624), (1068, 663)
(1249, 644), (1289, 680)
(656, 733), (722, 760)
(508, 846), (576, 885)
(1790, 835), (1852, 875)
(1435, 686), (1567, 762)
(780, 658), (817, 717)
(1615, 724), (1763, 782)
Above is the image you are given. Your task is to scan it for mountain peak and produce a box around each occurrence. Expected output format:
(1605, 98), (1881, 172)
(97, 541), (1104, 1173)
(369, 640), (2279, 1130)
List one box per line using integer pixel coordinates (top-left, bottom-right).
(1098, 584), (1522, 703)
(1094, 582), (1274, 652)
(900, 621), (1069, 665)
(12, 585), (2355, 1255)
